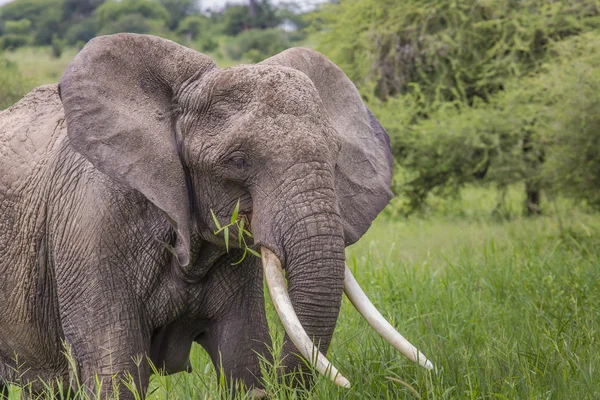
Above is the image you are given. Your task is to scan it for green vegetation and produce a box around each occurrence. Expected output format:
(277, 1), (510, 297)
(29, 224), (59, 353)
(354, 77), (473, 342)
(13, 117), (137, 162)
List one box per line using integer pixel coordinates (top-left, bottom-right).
(318, 0), (600, 215)
(211, 200), (260, 265)
(0, 0), (306, 55)
(5, 187), (600, 399)
(0, 56), (28, 108)
(3, 46), (76, 84)
(2, 0), (600, 398)
(0, 0), (311, 112)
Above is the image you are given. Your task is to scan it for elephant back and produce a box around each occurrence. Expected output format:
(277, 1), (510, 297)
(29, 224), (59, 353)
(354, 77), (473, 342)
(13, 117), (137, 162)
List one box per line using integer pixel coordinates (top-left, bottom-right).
(0, 85), (66, 198)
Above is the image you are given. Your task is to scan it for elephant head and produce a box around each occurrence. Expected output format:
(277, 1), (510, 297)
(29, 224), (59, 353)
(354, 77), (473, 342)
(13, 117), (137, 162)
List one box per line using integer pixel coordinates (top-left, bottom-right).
(59, 34), (432, 390)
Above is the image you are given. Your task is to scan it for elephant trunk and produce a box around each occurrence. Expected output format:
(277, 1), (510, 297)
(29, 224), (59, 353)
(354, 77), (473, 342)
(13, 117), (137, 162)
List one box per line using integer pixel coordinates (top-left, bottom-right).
(281, 213), (345, 366)
(253, 175), (347, 384)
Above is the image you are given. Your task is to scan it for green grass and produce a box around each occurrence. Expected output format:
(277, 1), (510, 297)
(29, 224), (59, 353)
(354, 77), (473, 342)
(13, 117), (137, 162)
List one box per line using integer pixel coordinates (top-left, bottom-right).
(5, 187), (599, 399)
(3, 46), (78, 89)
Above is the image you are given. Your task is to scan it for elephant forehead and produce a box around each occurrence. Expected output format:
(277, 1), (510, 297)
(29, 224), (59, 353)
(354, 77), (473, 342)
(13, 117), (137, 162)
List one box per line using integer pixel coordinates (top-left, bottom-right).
(206, 65), (323, 115)
(183, 65), (337, 147)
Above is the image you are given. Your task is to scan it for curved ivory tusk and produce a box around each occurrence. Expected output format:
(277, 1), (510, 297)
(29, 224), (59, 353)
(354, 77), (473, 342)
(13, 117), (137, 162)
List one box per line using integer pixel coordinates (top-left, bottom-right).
(344, 265), (434, 371)
(261, 247), (351, 388)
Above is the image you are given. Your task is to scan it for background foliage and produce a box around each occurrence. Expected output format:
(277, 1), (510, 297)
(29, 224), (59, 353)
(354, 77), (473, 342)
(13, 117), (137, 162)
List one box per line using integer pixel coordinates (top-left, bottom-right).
(1, 0), (600, 398)
(317, 0), (600, 215)
(0, 56), (28, 108)
(1, 0), (599, 213)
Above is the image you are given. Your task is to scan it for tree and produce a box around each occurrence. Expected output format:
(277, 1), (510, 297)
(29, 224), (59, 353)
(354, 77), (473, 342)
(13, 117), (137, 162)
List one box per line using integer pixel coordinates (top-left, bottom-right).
(318, 0), (600, 215)
(0, 57), (29, 109)
(537, 33), (600, 211)
(64, 17), (99, 45)
(95, 0), (171, 35)
(220, 0), (280, 36)
(62, 0), (105, 20)
(158, 0), (199, 30)
(95, 0), (170, 28)
(178, 14), (210, 40)
(3, 18), (31, 34)
(0, 0), (65, 45)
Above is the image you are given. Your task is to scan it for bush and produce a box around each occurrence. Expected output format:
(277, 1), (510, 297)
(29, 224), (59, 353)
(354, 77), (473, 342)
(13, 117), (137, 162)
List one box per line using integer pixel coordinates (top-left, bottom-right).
(98, 13), (169, 36)
(220, 1), (281, 36)
(319, 0), (600, 215)
(159, 0), (199, 30)
(95, 0), (170, 28)
(373, 31), (600, 215)
(537, 33), (600, 210)
(318, 0), (600, 104)
(177, 15), (210, 40)
(0, 33), (29, 50)
(64, 17), (98, 45)
(3, 19), (31, 35)
(195, 36), (218, 53)
(372, 96), (527, 214)
(0, 57), (29, 109)
(50, 34), (65, 58)
(222, 28), (290, 61)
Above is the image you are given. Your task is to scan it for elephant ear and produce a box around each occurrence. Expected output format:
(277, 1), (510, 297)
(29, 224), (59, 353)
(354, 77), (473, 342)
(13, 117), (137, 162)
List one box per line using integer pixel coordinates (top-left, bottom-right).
(261, 48), (394, 245)
(59, 34), (215, 266)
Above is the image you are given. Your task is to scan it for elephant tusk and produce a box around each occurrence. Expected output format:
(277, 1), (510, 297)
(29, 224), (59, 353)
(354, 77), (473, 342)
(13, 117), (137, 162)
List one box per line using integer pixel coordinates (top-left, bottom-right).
(261, 247), (351, 389)
(343, 265), (434, 371)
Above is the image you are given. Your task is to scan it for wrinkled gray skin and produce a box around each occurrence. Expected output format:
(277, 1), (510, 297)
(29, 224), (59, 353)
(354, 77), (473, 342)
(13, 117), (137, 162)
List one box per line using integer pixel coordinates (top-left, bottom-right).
(0, 34), (393, 397)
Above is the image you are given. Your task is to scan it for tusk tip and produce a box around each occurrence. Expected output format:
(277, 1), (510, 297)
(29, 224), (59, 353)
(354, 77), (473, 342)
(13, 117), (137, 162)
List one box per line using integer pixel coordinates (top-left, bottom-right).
(335, 375), (351, 388)
(250, 388), (268, 399)
(423, 360), (434, 371)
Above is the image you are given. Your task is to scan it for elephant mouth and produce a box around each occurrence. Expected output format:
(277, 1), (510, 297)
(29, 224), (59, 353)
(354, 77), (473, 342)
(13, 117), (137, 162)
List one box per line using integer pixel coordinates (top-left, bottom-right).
(260, 247), (434, 389)
(236, 209), (253, 241)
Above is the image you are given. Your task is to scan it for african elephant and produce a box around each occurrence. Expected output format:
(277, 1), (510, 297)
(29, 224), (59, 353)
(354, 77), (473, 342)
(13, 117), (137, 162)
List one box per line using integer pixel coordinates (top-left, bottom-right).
(0, 33), (432, 397)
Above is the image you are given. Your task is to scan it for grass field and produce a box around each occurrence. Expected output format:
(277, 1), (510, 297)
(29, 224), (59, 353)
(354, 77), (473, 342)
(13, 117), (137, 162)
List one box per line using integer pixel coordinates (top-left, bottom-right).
(3, 47), (78, 88)
(5, 187), (599, 399)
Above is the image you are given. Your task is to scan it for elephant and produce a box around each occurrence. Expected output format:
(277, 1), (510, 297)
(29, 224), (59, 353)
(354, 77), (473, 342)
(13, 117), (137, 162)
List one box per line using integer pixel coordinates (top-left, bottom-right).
(0, 33), (432, 397)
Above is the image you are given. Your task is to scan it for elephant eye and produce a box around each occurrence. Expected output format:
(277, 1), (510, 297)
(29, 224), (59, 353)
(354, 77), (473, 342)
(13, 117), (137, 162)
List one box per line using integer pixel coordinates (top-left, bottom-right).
(228, 153), (250, 171)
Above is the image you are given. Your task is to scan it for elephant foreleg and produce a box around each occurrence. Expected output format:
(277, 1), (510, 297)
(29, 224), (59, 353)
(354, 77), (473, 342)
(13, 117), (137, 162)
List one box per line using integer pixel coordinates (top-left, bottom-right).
(197, 254), (271, 392)
(62, 311), (151, 400)
(57, 286), (151, 399)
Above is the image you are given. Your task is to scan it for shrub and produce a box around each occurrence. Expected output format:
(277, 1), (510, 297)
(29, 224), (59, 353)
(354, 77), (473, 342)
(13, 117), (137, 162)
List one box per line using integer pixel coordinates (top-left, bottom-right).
(0, 57), (29, 109)
(95, 0), (170, 28)
(0, 33), (29, 50)
(98, 13), (169, 36)
(178, 15), (210, 40)
(318, 0), (600, 104)
(537, 33), (600, 211)
(50, 34), (65, 58)
(373, 31), (600, 215)
(222, 28), (289, 61)
(3, 19), (31, 35)
(64, 17), (98, 45)
(195, 36), (218, 53)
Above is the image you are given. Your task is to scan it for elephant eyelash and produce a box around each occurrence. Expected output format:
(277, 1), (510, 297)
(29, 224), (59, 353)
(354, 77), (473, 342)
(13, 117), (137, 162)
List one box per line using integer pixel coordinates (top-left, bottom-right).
(232, 156), (249, 170)
(226, 152), (251, 171)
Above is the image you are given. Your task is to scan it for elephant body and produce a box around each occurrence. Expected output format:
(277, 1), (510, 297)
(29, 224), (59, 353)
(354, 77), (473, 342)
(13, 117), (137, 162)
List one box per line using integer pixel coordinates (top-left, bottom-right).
(0, 86), (73, 387)
(0, 34), (399, 396)
(0, 85), (270, 393)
